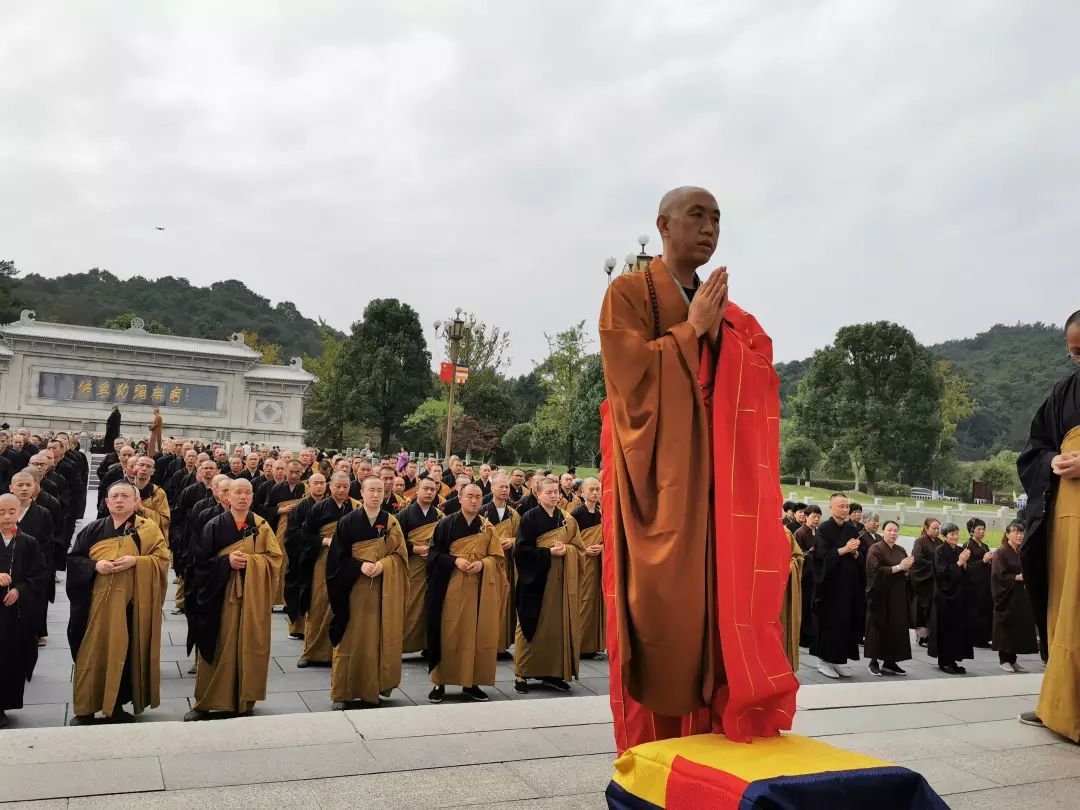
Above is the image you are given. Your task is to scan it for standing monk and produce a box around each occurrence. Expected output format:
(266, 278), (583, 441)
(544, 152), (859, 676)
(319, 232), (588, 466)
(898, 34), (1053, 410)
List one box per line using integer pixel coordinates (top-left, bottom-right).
(396, 478), (443, 657)
(481, 472), (520, 658)
(285, 472), (327, 643)
(104, 405), (122, 453)
(184, 478), (281, 720)
(147, 409), (163, 456)
(570, 477), (605, 658)
(1017, 310), (1080, 737)
(326, 476), (408, 709)
(296, 472), (356, 667)
(514, 478), (585, 694)
(0, 493), (48, 729)
(67, 482), (170, 724)
(425, 483), (509, 703)
(264, 460), (307, 618)
(599, 186), (795, 750)
(132, 456), (171, 537)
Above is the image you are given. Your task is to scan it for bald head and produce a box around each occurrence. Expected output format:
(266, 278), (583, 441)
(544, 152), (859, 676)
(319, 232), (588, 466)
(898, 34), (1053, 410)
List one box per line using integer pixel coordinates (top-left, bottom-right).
(656, 186), (720, 273)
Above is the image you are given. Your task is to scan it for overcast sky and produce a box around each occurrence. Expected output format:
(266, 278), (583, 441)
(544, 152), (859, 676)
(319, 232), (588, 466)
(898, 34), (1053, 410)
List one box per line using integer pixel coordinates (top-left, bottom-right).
(1, 2), (1075, 373)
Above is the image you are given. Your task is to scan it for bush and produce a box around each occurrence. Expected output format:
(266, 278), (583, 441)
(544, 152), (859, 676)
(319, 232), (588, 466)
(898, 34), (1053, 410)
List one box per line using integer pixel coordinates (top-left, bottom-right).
(804, 478), (857, 492)
(780, 474), (798, 485)
(871, 481), (910, 498)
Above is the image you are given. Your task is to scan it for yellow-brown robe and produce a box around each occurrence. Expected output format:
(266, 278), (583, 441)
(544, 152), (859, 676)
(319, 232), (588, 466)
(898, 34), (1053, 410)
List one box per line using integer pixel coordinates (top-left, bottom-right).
(187, 513), (282, 714)
(263, 481), (306, 609)
(298, 497), (360, 665)
(481, 501), (520, 652)
(397, 501), (443, 654)
(569, 504), (605, 656)
(327, 509), (408, 704)
(781, 527), (804, 671)
(514, 506), (585, 681)
(426, 512), (509, 687)
(66, 515), (170, 718)
(137, 483), (171, 538)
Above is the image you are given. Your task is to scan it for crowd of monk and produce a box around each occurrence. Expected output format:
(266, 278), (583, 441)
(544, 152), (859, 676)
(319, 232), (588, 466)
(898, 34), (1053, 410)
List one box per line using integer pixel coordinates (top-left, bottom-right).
(0, 432), (607, 725)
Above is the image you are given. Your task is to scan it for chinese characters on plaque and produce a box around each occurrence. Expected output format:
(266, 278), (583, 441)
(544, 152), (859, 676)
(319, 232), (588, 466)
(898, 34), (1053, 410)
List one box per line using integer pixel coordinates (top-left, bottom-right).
(38, 372), (218, 411)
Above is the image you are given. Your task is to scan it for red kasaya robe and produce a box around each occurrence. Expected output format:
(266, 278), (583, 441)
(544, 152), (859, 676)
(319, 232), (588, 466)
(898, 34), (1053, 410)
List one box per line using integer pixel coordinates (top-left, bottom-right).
(599, 258), (796, 753)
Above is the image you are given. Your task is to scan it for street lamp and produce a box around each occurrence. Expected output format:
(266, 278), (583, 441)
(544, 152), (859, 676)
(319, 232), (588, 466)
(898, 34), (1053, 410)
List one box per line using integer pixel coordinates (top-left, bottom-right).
(433, 309), (473, 463)
(604, 235), (654, 284)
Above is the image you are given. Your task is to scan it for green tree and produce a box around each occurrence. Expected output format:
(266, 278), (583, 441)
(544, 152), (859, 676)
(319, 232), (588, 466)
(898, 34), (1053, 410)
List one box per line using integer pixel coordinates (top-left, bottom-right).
(928, 360), (977, 488)
(0, 259), (22, 323)
(501, 422), (534, 463)
(534, 321), (591, 467)
(103, 312), (172, 335)
(781, 435), (821, 483)
(568, 354), (606, 467)
(239, 330), (281, 365)
(792, 322), (943, 493)
(459, 370), (517, 438)
(302, 331), (349, 448)
(400, 397), (459, 454)
(980, 449), (1021, 494)
(340, 299), (432, 452)
(509, 370), (547, 425)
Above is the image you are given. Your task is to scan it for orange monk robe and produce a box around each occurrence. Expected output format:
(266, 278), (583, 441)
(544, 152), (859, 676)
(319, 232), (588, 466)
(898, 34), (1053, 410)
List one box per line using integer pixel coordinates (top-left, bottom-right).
(599, 258), (796, 752)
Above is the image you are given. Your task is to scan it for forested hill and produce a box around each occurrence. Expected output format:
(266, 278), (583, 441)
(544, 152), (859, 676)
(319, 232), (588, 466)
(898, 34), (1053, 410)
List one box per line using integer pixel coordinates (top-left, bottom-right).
(777, 323), (1072, 460)
(11, 269), (342, 359)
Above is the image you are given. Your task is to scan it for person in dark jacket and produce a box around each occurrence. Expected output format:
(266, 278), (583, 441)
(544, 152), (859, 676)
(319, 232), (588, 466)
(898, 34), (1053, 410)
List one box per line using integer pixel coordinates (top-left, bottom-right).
(992, 521), (1039, 673)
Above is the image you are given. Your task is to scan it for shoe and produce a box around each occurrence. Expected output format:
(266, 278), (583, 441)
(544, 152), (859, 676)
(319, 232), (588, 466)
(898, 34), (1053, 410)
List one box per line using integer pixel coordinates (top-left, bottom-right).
(463, 686), (489, 702)
(836, 665), (852, 678)
(817, 662), (841, 679)
(917, 638), (928, 648)
(235, 709), (253, 718)
(296, 659), (310, 669)
(187, 664), (197, 675)
(1000, 662), (1016, 673)
(428, 685), (445, 704)
(0, 711), (8, 729)
(37, 637), (47, 647)
(1013, 662), (1027, 673)
(581, 652), (598, 660)
(955, 665), (967, 674)
(881, 663), (907, 676)
(868, 661), (882, 677)
(183, 709), (210, 722)
(514, 679), (529, 694)
(69, 714), (95, 726)
(379, 689), (392, 699)
(940, 664), (964, 675)
(289, 633), (304, 640)
(974, 642), (992, 649)
(542, 678), (572, 692)
(331, 701), (347, 711)
(109, 708), (135, 724)
(170, 607), (184, 615)
(496, 651), (513, 661)
(1018, 711), (1044, 727)
(420, 649), (429, 660)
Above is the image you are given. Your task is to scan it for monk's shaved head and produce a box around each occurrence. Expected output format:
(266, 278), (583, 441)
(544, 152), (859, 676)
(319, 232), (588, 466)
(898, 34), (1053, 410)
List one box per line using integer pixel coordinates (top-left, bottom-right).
(658, 186), (715, 216)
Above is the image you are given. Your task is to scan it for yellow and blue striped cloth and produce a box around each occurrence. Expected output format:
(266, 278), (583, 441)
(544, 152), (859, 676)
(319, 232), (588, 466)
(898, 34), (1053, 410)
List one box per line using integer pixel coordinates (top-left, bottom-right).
(606, 733), (947, 809)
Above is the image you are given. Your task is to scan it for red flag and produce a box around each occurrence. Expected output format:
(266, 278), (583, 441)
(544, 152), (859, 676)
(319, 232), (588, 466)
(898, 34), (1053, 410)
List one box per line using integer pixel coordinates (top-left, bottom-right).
(439, 362), (454, 383)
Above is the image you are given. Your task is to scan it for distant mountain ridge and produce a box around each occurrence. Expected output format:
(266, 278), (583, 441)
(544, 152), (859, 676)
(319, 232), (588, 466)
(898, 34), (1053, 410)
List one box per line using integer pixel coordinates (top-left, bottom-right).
(776, 322), (1071, 460)
(10, 269), (343, 359)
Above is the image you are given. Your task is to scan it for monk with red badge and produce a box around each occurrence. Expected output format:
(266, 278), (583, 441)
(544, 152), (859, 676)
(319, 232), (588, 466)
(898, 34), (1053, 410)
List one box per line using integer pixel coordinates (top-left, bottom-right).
(599, 186), (796, 752)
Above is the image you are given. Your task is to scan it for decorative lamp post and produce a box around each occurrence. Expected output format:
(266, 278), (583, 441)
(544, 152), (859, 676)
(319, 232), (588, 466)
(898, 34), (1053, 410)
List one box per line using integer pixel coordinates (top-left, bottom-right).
(603, 256), (617, 286)
(634, 233), (652, 273)
(605, 236), (655, 285)
(433, 309), (472, 463)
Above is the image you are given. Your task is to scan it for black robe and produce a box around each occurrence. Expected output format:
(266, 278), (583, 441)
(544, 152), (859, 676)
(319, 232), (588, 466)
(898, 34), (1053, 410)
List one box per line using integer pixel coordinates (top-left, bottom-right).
(810, 517), (863, 665)
(991, 542), (1039, 656)
(397, 500), (441, 556)
(0, 531), (48, 710)
(295, 496), (354, 620)
(96, 465), (126, 512)
(928, 542), (974, 664)
(284, 495), (320, 622)
(516, 493), (539, 516)
(863, 540), (912, 662)
(909, 533), (942, 627)
(173, 481), (210, 579)
(963, 538), (994, 646)
(514, 506), (564, 642)
(326, 509), (391, 647)
(17, 502), (57, 607)
(442, 492), (462, 515)
(185, 512), (264, 662)
(262, 482), (305, 527)
(794, 525), (816, 647)
(425, 511), (488, 672)
(0, 456), (12, 493)
(103, 408), (122, 451)
(167, 467), (196, 505)
(1018, 370), (1080, 657)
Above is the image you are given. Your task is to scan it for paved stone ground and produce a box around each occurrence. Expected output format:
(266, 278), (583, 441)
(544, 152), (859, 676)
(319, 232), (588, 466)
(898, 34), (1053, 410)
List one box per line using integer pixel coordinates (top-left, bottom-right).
(0, 673), (1075, 807)
(9, 503), (1045, 728)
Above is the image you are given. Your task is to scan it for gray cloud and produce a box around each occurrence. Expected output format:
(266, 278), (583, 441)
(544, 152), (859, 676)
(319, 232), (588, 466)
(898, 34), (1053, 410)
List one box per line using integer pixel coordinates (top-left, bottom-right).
(1, 1), (1075, 373)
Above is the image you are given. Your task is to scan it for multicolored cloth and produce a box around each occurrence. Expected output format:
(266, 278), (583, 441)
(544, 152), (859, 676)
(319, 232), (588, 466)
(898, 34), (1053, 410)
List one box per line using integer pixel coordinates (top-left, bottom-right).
(605, 733), (947, 809)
